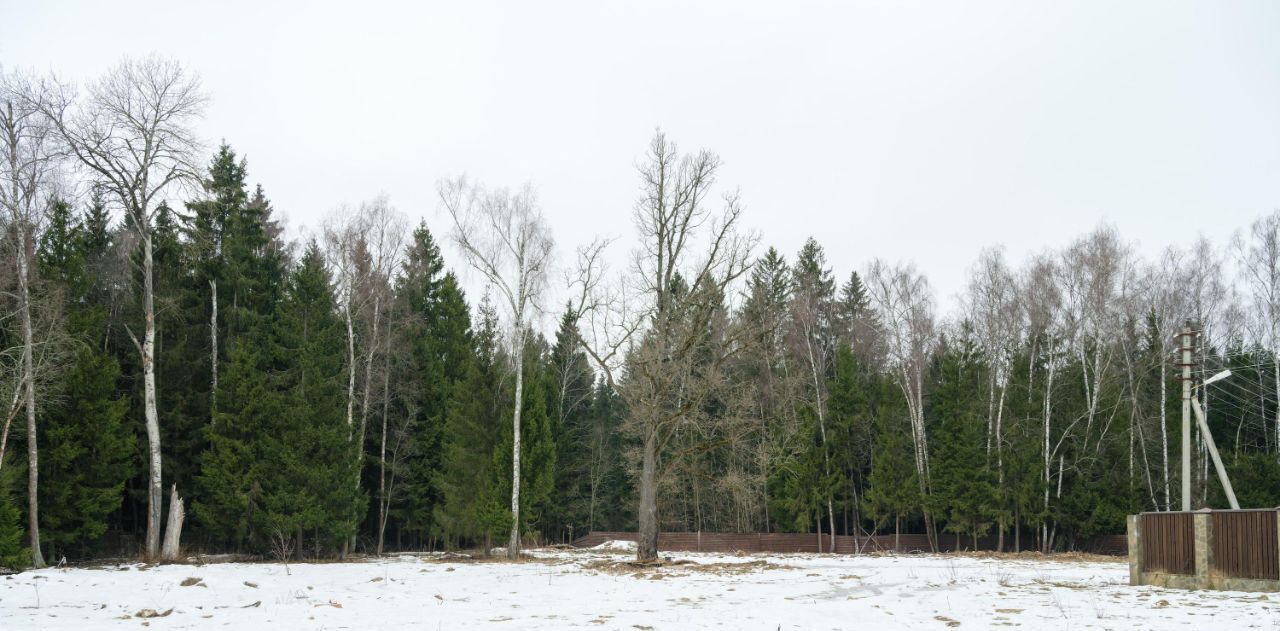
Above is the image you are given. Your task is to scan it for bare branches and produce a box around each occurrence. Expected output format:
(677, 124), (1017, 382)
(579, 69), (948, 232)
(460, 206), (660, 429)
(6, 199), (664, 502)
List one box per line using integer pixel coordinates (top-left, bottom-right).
(572, 130), (755, 561)
(39, 55), (206, 234)
(439, 176), (555, 338)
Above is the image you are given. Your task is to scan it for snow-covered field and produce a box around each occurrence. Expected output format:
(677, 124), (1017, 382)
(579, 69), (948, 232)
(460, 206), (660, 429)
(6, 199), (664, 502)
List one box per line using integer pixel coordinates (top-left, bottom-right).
(3, 545), (1276, 630)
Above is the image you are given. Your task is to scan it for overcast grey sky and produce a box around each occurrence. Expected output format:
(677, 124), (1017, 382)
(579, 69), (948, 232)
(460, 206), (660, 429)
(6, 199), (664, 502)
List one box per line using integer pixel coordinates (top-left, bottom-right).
(4, 1), (1279, 314)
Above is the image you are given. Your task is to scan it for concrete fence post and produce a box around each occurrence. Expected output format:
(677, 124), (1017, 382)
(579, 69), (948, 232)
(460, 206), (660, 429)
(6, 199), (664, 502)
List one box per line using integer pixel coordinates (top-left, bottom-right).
(1128, 515), (1142, 586)
(1194, 510), (1212, 585)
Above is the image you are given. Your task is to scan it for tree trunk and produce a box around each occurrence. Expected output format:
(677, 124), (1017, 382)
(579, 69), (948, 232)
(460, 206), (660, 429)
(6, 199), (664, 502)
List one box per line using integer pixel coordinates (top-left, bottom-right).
(142, 233), (164, 560)
(377, 320), (392, 556)
(1014, 504), (1021, 552)
(0, 383), (20, 475)
(17, 224), (43, 568)
(1273, 355), (1279, 457)
(161, 484), (184, 561)
(1160, 356), (1170, 509)
(354, 295), (381, 526)
(803, 334), (838, 554)
(637, 431), (659, 562)
(210, 279), (218, 426)
(1041, 357), (1055, 554)
(508, 324), (524, 560)
(344, 297), (356, 432)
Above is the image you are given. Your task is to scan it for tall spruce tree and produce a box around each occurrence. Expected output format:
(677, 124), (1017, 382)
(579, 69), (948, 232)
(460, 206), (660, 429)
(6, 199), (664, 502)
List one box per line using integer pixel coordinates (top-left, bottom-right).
(927, 330), (997, 548)
(0, 467), (25, 569)
(826, 342), (871, 536)
(269, 242), (362, 554)
(391, 223), (474, 546)
(35, 200), (132, 560)
(544, 308), (597, 541)
(435, 293), (506, 549)
(486, 339), (557, 543)
(864, 379), (919, 549)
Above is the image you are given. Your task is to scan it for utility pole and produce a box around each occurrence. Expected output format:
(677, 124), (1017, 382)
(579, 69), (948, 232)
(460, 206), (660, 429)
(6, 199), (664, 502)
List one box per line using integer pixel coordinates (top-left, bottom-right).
(1179, 323), (1194, 512)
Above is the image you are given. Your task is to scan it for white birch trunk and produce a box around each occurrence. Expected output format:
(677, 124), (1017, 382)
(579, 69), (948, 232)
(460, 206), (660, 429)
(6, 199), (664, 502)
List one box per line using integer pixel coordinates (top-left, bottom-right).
(0, 383), (21, 475)
(1041, 357), (1056, 553)
(377, 316), (393, 556)
(508, 314), (525, 560)
(802, 332), (836, 551)
(160, 484), (184, 561)
(1160, 357), (1170, 509)
(344, 294), (356, 433)
(17, 222), (44, 568)
(142, 233), (164, 560)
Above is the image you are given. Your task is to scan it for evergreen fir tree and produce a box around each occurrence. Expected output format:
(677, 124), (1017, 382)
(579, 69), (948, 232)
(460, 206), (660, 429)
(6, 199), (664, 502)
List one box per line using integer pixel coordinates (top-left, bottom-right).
(826, 342), (870, 531)
(195, 340), (273, 549)
(277, 243), (363, 552)
(35, 199), (133, 560)
(0, 468), (27, 570)
(864, 379), (919, 548)
(435, 292), (505, 548)
(585, 378), (632, 532)
(392, 223), (474, 543)
(927, 330), (997, 548)
(544, 308), (597, 541)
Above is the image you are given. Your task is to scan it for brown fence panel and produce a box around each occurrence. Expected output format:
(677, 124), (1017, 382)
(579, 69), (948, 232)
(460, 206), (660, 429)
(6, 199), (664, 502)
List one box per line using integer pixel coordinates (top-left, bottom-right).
(1141, 512), (1195, 575)
(1212, 510), (1279, 580)
(1084, 534), (1128, 556)
(572, 530), (1127, 556)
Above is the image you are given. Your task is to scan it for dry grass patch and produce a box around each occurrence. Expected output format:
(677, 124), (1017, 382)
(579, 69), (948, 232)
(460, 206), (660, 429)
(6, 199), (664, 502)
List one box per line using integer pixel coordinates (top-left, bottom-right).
(583, 557), (794, 577)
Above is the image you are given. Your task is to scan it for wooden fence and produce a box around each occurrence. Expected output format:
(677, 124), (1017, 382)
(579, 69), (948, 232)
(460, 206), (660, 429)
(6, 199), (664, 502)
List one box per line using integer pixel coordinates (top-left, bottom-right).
(1130, 509), (1280, 591)
(573, 531), (1127, 555)
(1140, 512), (1196, 575)
(1212, 509), (1279, 581)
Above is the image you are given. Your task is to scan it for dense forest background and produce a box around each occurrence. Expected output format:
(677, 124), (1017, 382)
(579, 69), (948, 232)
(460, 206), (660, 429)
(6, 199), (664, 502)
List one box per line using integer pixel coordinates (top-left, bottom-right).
(4, 58), (1280, 569)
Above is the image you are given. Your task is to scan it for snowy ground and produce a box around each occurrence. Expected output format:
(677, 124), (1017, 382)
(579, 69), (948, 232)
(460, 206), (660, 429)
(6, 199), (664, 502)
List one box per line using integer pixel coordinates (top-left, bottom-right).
(3, 545), (1278, 630)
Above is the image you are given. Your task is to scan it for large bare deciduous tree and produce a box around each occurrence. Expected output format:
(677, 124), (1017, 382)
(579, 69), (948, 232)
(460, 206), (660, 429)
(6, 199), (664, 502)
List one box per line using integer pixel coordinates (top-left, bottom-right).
(440, 177), (554, 560)
(1, 68), (64, 568)
(42, 55), (206, 560)
(573, 131), (754, 562)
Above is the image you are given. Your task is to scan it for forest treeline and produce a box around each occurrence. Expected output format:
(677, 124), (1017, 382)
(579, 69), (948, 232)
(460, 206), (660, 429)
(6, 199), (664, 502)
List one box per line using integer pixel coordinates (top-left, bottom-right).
(4, 57), (1280, 569)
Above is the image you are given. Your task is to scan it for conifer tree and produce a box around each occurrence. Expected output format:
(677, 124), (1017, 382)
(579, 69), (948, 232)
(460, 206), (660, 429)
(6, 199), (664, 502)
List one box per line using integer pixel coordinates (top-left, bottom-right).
(544, 308), (597, 541)
(391, 223), (474, 545)
(0, 468), (26, 570)
(35, 199), (132, 560)
(484, 342), (557, 543)
(435, 293), (504, 548)
(864, 379), (918, 550)
(927, 331), (997, 548)
(194, 340), (271, 549)
(269, 243), (362, 552)
(585, 378), (632, 532)
(826, 342), (870, 535)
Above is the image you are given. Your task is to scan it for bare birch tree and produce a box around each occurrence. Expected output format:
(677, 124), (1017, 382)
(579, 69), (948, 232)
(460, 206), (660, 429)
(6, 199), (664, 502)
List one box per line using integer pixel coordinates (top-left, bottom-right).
(40, 56), (206, 559)
(440, 177), (554, 560)
(324, 196), (406, 554)
(1235, 211), (1280, 452)
(1, 68), (64, 567)
(866, 259), (937, 549)
(963, 247), (1019, 548)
